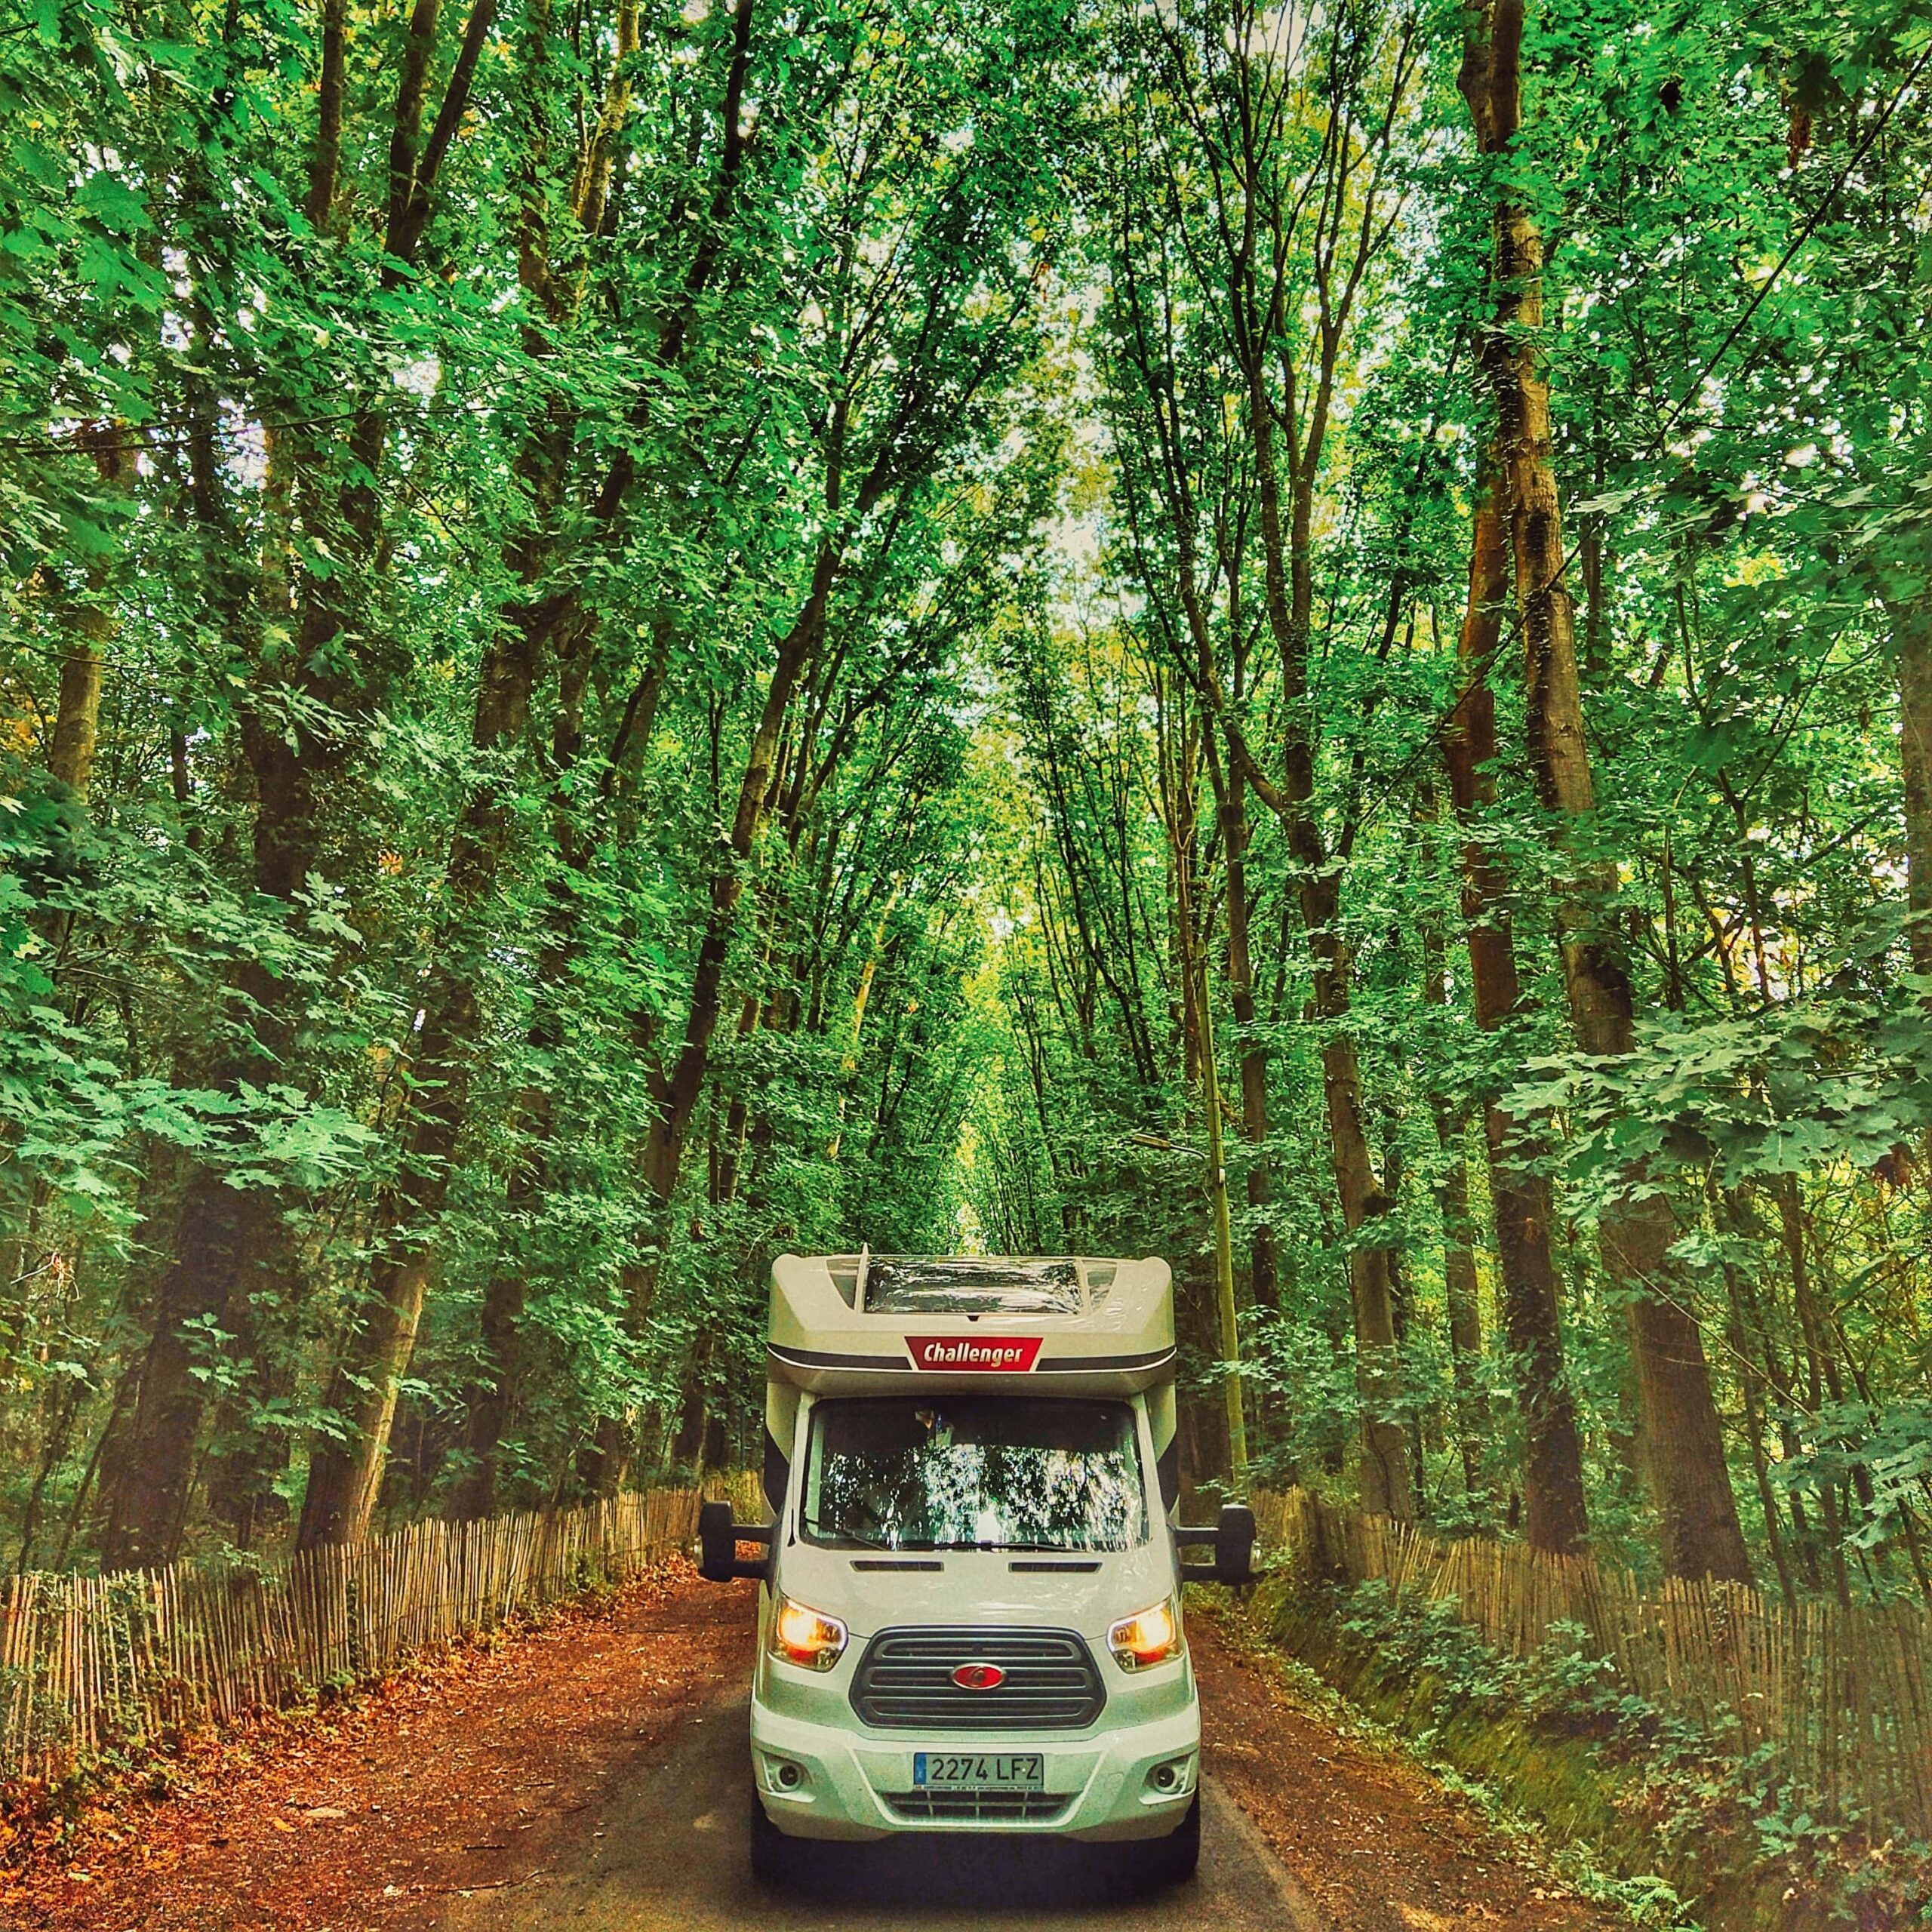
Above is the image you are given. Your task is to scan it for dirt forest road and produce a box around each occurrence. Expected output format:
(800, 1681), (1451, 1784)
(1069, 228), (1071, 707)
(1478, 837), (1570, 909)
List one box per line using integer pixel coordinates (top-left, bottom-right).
(439, 1693), (1315, 1932)
(3, 1566), (1622, 1932)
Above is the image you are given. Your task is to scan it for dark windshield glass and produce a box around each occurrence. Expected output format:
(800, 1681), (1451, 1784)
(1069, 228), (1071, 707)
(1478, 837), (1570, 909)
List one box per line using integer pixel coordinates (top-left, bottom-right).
(801, 1398), (1146, 1552)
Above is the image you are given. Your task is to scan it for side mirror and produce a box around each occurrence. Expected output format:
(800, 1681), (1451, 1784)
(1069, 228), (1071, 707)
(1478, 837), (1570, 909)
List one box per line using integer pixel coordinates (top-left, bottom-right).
(1214, 1503), (1256, 1585)
(699, 1500), (773, 1582)
(1175, 1501), (1257, 1585)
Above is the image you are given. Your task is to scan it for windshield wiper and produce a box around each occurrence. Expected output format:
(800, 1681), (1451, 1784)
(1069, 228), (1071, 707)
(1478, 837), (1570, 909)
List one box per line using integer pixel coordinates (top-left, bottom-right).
(801, 1520), (909, 1551)
(932, 1540), (1091, 1553)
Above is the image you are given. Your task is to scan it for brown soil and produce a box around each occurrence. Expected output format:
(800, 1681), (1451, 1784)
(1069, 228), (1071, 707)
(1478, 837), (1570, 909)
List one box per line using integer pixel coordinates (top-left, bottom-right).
(0, 1570), (1626, 1932)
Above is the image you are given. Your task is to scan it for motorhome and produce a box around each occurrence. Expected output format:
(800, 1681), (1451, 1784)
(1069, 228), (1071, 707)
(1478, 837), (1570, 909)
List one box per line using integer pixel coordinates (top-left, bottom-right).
(697, 1252), (1254, 1885)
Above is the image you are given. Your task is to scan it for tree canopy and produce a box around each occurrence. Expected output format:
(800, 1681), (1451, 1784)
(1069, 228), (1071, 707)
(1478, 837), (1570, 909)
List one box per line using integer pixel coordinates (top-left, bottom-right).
(2, 0), (1930, 1599)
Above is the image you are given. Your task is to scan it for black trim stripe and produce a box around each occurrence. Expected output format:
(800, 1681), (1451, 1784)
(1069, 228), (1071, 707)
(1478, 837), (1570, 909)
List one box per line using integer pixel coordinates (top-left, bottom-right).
(768, 1344), (906, 1371)
(767, 1343), (1176, 1375)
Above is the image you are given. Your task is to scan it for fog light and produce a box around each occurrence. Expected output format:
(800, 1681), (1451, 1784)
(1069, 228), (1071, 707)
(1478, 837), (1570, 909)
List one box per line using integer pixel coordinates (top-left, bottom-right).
(772, 1759), (804, 1791)
(1146, 1755), (1192, 1795)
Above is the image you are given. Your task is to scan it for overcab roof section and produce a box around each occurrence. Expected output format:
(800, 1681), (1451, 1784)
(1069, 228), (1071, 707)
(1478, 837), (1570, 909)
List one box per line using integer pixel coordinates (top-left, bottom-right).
(767, 1254), (1175, 1395)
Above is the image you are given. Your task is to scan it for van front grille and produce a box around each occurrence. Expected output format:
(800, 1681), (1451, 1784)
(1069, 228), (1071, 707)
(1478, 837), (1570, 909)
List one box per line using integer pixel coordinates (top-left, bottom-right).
(884, 1789), (1071, 1822)
(849, 1626), (1105, 1730)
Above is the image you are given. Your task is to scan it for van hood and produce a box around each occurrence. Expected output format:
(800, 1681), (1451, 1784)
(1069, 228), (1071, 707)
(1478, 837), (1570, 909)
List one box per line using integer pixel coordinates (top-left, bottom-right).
(771, 1537), (1177, 1642)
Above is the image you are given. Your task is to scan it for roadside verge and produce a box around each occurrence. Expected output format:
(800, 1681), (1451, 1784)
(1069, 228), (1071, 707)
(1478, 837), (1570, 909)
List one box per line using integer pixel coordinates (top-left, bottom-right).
(1236, 1564), (1927, 1930)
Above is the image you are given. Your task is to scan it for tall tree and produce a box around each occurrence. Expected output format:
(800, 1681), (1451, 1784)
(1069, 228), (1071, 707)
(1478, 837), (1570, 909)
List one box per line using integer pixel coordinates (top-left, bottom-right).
(1459, 0), (1749, 1580)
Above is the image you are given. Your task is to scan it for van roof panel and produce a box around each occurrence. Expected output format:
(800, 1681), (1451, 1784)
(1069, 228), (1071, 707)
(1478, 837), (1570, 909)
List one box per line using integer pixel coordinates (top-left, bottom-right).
(768, 1253), (1174, 1395)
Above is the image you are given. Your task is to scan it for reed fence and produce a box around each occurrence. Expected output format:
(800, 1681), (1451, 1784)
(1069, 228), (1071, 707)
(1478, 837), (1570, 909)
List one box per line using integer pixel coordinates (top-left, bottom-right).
(0, 1475), (760, 1789)
(1250, 1487), (1932, 1844)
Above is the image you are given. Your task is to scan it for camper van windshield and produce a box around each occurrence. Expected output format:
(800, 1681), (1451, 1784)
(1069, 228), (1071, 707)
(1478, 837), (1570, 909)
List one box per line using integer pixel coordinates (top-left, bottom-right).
(801, 1397), (1147, 1552)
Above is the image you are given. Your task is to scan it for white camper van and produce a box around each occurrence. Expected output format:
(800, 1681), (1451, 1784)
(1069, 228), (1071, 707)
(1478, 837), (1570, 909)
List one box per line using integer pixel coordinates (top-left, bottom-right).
(697, 1252), (1254, 1886)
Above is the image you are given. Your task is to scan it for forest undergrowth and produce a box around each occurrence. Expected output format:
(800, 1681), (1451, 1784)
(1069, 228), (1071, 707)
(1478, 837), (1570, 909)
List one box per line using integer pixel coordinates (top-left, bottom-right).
(1242, 1571), (1931, 1930)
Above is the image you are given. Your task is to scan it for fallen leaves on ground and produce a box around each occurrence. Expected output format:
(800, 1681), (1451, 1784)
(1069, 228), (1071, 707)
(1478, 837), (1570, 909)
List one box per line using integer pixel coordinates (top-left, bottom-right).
(0, 1559), (752, 1932)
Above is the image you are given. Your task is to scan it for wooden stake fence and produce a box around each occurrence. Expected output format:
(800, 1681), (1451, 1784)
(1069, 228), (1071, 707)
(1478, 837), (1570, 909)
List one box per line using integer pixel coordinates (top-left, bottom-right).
(0, 1475), (759, 1789)
(1250, 1488), (1932, 1843)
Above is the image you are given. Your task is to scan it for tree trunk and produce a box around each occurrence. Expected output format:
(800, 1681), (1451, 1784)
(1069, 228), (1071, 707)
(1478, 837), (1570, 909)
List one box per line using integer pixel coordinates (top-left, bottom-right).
(1441, 462), (1590, 1555)
(1211, 741), (1275, 1309)
(448, 872), (580, 1521)
(102, 567), (320, 1564)
(449, 1228), (531, 1520)
(1434, 1131), (1487, 1499)
(1895, 598), (1932, 977)
(100, 771), (317, 1568)
(1174, 1256), (1232, 1496)
(1243, 320), (1411, 1520)
(1460, 0), (1749, 1582)
(827, 881), (903, 1162)
(457, 632), (663, 1521)
(48, 614), (106, 798)
(298, 1251), (436, 1545)
(1317, 986), (1411, 1518)
(46, 426), (134, 798)
(1, 428), (130, 1466)
(1715, 1186), (1795, 1609)
(636, 611), (822, 1215)
(1168, 724), (1248, 1481)
(1419, 915), (1489, 1500)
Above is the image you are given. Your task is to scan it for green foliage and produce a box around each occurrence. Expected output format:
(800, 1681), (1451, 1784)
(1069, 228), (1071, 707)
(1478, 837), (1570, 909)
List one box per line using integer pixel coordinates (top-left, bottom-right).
(0, 0), (1925, 1695)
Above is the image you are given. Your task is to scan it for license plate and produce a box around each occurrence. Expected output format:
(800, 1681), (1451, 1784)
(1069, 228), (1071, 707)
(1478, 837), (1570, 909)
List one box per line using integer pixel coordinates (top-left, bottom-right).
(913, 1752), (1044, 1791)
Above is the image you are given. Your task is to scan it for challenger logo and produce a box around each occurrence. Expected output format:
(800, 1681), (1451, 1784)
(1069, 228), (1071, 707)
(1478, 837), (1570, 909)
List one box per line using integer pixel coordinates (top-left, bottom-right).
(906, 1335), (1043, 1373)
(951, 1662), (1007, 1690)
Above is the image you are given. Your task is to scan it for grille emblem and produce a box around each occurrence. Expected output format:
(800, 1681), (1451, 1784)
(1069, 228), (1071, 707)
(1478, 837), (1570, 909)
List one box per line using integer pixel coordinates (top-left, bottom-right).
(951, 1661), (1006, 1690)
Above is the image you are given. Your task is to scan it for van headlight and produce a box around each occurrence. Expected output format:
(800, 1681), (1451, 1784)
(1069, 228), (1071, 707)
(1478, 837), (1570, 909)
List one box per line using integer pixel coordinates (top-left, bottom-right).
(769, 1593), (848, 1671)
(1108, 1597), (1183, 1670)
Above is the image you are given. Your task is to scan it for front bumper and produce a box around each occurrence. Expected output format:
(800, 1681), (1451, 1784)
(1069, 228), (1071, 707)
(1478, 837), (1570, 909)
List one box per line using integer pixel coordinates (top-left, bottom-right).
(749, 1669), (1200, 1842)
